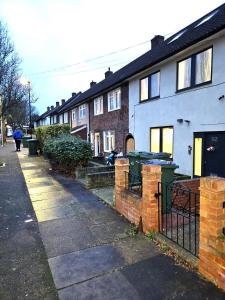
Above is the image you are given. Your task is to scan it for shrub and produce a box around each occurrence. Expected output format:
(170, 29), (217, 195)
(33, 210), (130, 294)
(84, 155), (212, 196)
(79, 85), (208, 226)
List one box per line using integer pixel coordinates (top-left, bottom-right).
(36, 124), (70, 152)
(43, 134), (92, 172)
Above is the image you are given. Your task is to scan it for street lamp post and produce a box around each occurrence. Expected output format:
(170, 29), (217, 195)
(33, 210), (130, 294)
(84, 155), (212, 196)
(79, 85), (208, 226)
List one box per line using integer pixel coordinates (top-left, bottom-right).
(20, 78), (32, 137)
(0, 94), (3, 147)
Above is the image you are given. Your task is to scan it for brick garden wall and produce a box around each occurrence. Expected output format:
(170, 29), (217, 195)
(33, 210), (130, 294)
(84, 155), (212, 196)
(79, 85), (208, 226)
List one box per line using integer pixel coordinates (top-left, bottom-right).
(115, 158), (161, 233)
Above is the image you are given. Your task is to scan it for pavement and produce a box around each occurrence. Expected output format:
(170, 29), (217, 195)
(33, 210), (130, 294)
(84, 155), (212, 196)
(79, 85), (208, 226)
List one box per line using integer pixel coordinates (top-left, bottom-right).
(0, 142), (58, 299)
(1, 142), (224, 299)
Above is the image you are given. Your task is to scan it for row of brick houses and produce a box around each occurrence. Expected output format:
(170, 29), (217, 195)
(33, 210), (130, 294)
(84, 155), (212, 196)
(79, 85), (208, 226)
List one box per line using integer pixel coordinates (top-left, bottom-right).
(35, 3), (225, 177)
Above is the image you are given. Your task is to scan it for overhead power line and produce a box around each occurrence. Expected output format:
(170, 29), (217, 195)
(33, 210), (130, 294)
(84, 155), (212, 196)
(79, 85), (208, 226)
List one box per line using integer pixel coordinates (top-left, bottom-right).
(28, 39), (151, 77)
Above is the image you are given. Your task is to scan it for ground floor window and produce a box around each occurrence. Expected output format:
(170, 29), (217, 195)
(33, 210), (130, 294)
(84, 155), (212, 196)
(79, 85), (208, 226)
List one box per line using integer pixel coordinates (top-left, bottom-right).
(103, 130), (115, 152)
(150, 126), (173, 157)
(194, 137), (202, 176)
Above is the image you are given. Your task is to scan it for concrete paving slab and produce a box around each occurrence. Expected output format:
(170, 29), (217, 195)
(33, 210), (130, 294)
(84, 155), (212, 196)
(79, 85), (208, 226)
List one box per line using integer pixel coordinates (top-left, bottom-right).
(35, 205), (75, 222)
(89, 219), (130, 243)
(32, 197), (75, 211)
(48, 245), (125, 289)
(39, 217), (97, 258)
(58, 271), (140, 300)
(28, 185), (64, 195)
(30, 191), (72, 202)
(121, 254), (225, 300)
(113, 235), (160, 265)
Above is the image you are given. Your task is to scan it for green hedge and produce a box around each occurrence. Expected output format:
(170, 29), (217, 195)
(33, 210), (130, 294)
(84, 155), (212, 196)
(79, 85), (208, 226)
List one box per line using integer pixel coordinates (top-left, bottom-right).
(36, 124), (70, 152)
(43, 135), (92, 171)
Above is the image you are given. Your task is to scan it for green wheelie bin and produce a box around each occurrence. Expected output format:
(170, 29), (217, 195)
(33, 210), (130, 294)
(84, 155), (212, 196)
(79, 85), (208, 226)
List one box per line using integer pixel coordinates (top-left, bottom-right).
(28, 139), (38, 156)
(22, 135), (32, 148)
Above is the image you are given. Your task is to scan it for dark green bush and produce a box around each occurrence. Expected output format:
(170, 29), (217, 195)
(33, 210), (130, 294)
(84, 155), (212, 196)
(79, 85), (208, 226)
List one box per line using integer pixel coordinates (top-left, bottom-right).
(43, 134), (92, 172)
(36, 124), (70, 152)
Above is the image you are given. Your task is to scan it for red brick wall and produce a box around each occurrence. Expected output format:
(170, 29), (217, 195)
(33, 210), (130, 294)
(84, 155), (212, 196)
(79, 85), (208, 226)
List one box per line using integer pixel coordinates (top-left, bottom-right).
(89, 83), (129, 154)
(115, 159), (161, 233)
(199, 177), (225, 291)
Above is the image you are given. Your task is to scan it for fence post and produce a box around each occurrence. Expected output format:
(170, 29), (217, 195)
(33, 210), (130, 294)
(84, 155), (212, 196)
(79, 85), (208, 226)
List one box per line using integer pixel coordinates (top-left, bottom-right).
(115, 158), (129, 213)
(142, 164), (162, 233)
(199, 177), (225, 290)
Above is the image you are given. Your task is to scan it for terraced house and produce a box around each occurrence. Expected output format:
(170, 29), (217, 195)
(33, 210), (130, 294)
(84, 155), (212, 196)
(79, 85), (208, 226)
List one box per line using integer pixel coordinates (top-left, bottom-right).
(35, 3), (225, 177)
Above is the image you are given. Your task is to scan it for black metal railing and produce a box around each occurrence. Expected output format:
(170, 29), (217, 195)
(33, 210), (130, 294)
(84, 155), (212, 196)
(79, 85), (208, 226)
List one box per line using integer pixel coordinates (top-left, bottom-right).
(156, 181), (200, 257)
(125, 171), (142, 196)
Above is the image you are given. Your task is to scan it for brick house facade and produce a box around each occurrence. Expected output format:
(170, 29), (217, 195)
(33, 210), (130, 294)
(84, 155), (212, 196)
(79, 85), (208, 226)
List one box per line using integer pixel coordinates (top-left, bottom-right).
(89, 82), (129, 156)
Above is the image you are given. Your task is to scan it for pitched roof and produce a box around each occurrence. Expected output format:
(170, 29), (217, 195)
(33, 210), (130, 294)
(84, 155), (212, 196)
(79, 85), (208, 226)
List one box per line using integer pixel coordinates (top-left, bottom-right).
(69, 3), (225, 106)
(57, 92), (82, 113)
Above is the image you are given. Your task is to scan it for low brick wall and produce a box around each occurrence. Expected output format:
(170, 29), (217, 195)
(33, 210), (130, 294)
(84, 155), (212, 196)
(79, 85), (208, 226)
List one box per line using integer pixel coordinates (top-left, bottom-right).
(115, 158), (161, 233)
(199, 177), (225, 291)
(86, 171), (115, 188)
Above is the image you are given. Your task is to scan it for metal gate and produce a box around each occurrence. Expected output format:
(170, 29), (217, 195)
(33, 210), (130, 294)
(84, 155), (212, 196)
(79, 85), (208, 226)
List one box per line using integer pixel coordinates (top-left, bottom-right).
(156, 181), (200, 257)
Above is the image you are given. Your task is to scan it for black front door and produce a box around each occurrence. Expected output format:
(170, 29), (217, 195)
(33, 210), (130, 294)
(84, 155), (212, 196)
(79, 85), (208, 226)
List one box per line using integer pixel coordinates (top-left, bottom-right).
(204, 132), (225, 177)
(194, 131), (225, 177)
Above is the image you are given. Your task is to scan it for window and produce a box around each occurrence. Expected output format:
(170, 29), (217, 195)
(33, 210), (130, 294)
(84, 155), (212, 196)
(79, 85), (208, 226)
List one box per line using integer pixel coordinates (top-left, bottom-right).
(150, 127), (173, 157)
(53, 115), (57, 124)
(79, 104), (86, 119)
(140, 71), (160, 102)
(103, 131), (115, 152)
(108, 88), (121, 111)
(94, 96), (103, 115)
(64, 112), (68, 123)
(177, 48), (212, 91)
(194, 138), (202, 176)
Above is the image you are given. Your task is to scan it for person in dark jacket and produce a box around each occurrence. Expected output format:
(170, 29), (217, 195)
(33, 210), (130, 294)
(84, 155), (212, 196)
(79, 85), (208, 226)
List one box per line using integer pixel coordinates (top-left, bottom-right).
(13, 128), (23, 151)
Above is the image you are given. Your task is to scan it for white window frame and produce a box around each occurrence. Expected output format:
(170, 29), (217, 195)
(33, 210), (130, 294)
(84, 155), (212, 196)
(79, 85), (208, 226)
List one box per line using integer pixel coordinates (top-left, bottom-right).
(94, 96), (103, 115)
(59, 114), (63, 124)
(79, 104), (86, 119)
(107, 88), (121, 112)
(103, 130), (115, 152)
(64, 112), (68, 123)
(53, 115), (57, 124)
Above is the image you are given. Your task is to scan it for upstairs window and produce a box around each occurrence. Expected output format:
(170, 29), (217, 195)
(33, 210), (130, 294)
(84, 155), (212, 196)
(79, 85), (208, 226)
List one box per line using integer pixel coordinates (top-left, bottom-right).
(94, 96), (103, 115)
(177, 48), (212, 91)
(79, 104), (86, 119)
(140, 71), (160, 102)
(108, 88), (121, 112)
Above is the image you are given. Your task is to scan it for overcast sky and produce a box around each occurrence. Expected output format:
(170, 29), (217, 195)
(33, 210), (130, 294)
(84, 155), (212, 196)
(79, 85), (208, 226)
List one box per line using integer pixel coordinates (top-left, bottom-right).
(0, 0), (224, 114)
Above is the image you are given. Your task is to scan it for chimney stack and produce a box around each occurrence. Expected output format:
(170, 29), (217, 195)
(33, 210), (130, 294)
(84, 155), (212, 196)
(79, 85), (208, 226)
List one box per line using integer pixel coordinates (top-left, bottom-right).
(72, 92), (76, 97)
(47, 106), (50, 111)
(105, 67), (113, 79)
(51, 105), (54, 110)
(151, 35), (164, 49)
(90, 80), (96, 88)
(56, 101), (60, 107)
(61, 99), (65, 105)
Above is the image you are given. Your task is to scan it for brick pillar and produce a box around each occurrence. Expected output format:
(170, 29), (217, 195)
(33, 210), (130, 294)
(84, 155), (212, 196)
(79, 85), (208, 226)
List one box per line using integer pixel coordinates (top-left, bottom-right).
(142, 165), (162, 233)
(115, 158), (129, 213)
(199, 177), (225, 290)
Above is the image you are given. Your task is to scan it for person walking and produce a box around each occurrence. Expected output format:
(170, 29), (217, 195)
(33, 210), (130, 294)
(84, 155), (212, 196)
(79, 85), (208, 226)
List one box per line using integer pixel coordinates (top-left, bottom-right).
(13, 128), (23, 151)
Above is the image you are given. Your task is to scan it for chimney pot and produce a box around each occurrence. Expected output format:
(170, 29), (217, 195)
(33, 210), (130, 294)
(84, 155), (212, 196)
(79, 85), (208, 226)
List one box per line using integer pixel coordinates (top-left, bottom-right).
(56, 101), (60, 107)
(61, 99), (65, 105)
(47, 106), (50, 111)
(72, 92), (76, 97)
(105, 67), (113, 78)
(51, 105), (54, 110)
(151, 35), (164, 49)
(90, 80), (97, 88)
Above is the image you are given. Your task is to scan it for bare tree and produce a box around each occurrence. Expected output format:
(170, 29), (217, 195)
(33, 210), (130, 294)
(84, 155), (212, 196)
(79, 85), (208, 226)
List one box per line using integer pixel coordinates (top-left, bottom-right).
(0, 21), (38, 133)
